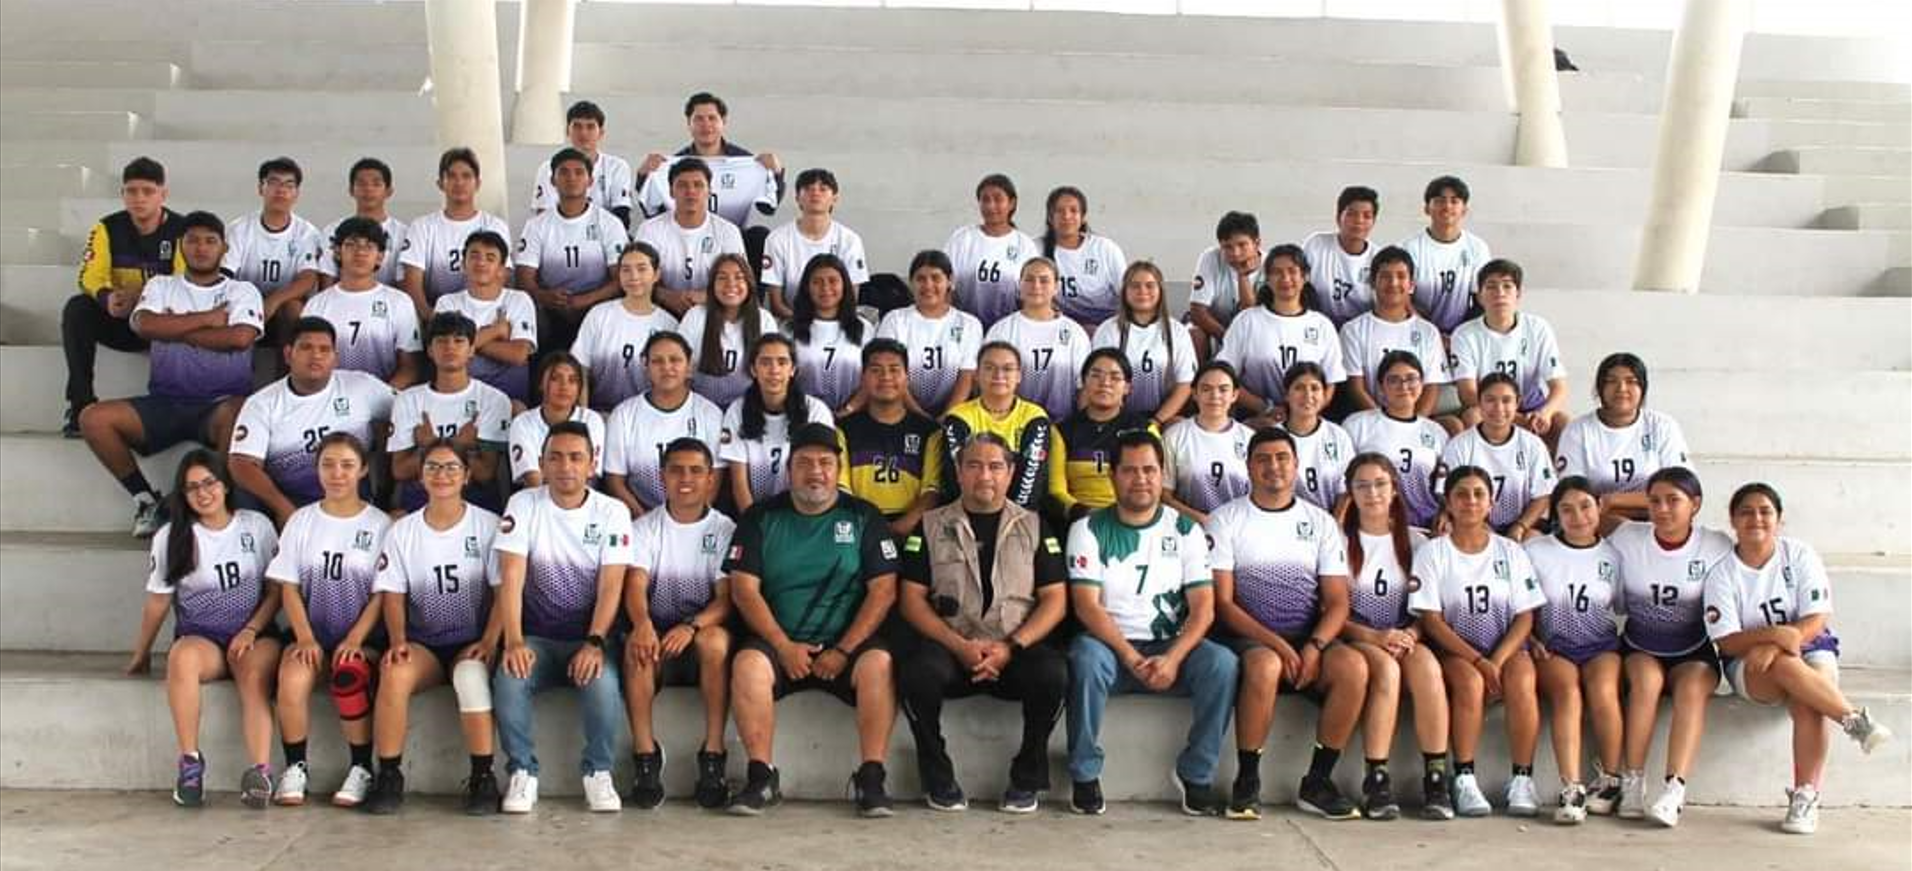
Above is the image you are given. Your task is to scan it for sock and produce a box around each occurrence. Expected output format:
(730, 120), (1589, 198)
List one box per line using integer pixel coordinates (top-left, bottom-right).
(282, 740), (307, 767)
(349, 742), (373, 769)
(1423, 754), (1448, 776)
(1512, 764), (1533, 777)
(748, 760), (775, 781)
(1237, 748), (1262, 780)
(378, 755), (402, 773)
(470, 754), (493, 777)
(1455, 760), (1476, 776)
(1306, 744), (1341, 781)
(1364, 758), (1389, 777)
(1667, 775), (1685, 787)
(182, 751), (200, 762)
(119, 470), (155, 499)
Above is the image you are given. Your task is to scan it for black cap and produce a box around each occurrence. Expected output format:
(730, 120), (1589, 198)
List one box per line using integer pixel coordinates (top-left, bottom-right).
(787, 422), (840, 458)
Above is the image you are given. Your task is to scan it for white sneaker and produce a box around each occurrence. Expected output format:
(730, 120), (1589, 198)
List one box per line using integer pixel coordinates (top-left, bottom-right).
(1843, 708), (1893, 755)
(582, 770), (621, 812)
(1452, 772), (1492, 817)
(131, 492), (164, 538)
(1647, 778), (1685, 828)
(502, 770), (538, 814)
(1617, 770), (1647, 820)
(1586, 771), (1621, 816)
(273, 761), (309, 806)
(1554, 783), (1588, 825)
(1505, 774), (1539, 817)
(1780, 785), (1819, 835)
(332, 764), (374, 807)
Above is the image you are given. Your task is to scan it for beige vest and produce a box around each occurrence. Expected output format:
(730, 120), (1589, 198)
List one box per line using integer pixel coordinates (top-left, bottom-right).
(921, 501), (1040, 641)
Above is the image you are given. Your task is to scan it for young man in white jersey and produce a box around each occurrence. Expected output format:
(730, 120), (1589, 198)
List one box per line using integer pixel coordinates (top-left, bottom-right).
(1300, 186), (1379, 326)
(230, 317), (396, 526)
(388, 312), (511, 512)
(435, 231), (538, 404)
(528, 101), (636, 228)
(621, 437), (737, 810)
(633, 157), (748, 319)
(1398, 175), (1492, 335)
(302, 217), (420, 386)
(638, 92), (785, 268)
(1066, 429), (1239, 817)
(492, 421), (635, 813)
(399, 147), (512, 323)
(760, 168), (870, 319)
(1187, 211), (1263, 362)
(79, 212), (263, 537)
(223, 157), (324, 344)
(1449, 259), (1569, 446)
(318, 158), (408, 288)
(517, 147), (626, 356)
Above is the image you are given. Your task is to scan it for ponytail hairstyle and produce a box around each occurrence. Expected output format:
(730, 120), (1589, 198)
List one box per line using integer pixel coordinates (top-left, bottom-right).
(789, 253), (865, 345)
(164, 449), (239, 587)
(1340, 451), (1414, 584)
(1255, 243), (1323, 314)
(697, 253), (762, 377)
(536, 350), (591, 412)
(1041, 185), (1091, 258)
(1115, 261), (1176, 383)
(739, 333), (813, 440)
(1548, 475), (1601, 544)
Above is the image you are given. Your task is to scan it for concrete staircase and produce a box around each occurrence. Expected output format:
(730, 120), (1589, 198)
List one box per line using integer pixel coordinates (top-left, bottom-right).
(0, 1), (1906, 805)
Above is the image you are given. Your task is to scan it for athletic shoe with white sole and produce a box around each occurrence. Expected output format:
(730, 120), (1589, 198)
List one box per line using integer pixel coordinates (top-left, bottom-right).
(1452, 773), (1491, 817)
(1554, 783), (1587, 825)
(502, 770), (538, 814)
(583, 770), (621, 812)
(1647, 778), (1686, 828)
(1505, 774), (1539, 817)
(1780, 785), (1819, 835)
(332, 765), (374, 808)
(273, 761), (309, 806)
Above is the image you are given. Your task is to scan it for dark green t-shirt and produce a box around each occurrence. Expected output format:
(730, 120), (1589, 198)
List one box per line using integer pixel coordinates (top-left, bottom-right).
(724, 491), (899, 644)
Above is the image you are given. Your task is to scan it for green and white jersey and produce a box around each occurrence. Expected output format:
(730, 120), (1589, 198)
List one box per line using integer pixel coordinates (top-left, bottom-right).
(1067, 505), (1211, 642)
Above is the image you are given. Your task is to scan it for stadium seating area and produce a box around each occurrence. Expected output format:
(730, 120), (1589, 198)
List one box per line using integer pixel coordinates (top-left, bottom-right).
(0, 1), (1906, 806)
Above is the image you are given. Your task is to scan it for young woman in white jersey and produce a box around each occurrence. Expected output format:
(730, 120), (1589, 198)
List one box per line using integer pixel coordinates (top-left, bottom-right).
(1338, 246), (1449, 419)
(983, 257), (1090, 420)
(507, 352), (606, 489)
(1334, 452), (1448, 821)
(1410, 465), (1545, 819)
(683, 253), (777, 410)
(1555, 353), (1691, 530)
(722, 333), (834, 512)
(1343, 350), (1449, 528)
(1609, 467), (1732, 827)
(945, 173), (1040, 330)
(604, 331), (726, 518)
(1218, 244), (1346, 423)
(876, 250), (981, 419)
(270, 433), (392, 808)
(572, 242), (678, 413)
(1042, 186), (1128, 331)
(1090, 261), (1194, 424)
(1278, 363), (1354, 513)
(1524, 476), (1624, 824)
(1160, 361), (1254, 525)
(1704, 483), (1890, 834)
(1438, 374), (1553, 539)
(128, 450), (283, 808)
(787, 253), (873, 414)
(363, 439), (505, 816)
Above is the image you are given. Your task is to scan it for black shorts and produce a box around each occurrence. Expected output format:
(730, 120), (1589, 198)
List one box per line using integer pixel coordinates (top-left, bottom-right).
(1220, 634), (1330, 704)
(1622, 641), (1722, 681)
(177, 623), (285, 651)
(740, 634), (889, 705)
(129, 396), (225, 454)
(424, 642), (477, 674)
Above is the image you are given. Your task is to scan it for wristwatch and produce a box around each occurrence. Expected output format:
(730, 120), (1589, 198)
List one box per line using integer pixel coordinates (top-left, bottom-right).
(583, 633), (606, 651)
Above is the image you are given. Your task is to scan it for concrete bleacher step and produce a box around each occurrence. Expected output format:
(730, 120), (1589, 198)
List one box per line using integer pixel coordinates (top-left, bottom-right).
(1758, 119), (1912, 151)
(1824, 174), (1912, 205)
(1820, 204), (1912, 231)
(0, 164), (101, 200)
(0, 88), (161, 117)
(0, 227), (77, 267)
(1738, 79), (1911, 102)
(1764, 147), (1912, 179)
(0, 650), (1903, 806)
(0, 60), (183, 90)
(0, 140), (113, 180)
(1525, 291), (1912, 371)
(0, 111), (148, 143)
(1736, 97), (1911, 125)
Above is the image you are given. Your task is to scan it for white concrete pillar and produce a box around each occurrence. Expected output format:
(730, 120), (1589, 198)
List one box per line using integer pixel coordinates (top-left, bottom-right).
(425, 0), (510, 218)
(1497, 0), (1569, 168)
(511, 0), (577, 145)
(1633, 0), (1751, 293)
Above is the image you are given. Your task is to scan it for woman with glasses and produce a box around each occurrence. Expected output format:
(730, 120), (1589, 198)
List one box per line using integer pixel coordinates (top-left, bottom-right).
(1343, 350), (1449, 528)
(940, 341), (1065, 512)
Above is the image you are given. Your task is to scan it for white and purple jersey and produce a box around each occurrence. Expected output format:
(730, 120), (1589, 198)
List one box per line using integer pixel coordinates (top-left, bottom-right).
(389, 379), (512, 510)
(1051, 234), (1128, 329)
(318, 214), (408, 285)
(229, 371), (396, 505)
(1207, 496), (1349, 639)
(1449, 313), (1566, 412)
(1347, 528), (1428, 631)
(1188, 246), (1261, 329)
(145, 510), (279, 645)
(399, 209), (513, 303)
(636, 156), (778, 229)
(222, 211), (322, 296)
(1344, 410), (1449, 528)
(301, 283), (421, 381)
(375, 504), (501, 648)
(876, 306), (982, 413)
(1162, 418), (1252, 516)
(133, 275), (264, 400)
(1338, 310), (1453, 394)
(1283, 419), (1355, 511)
(1554, 409), (1690, 497)
(528, 152), (635, 217)
(1409, 533), (1545, 654)
(680, 306), (779, 410)
(506, 405), (606, 485)
(269, 504), (391, 649)
(1609, 520), (1734, 656)
(1216, 307), (1347, 403)
(632, 211), (747, 296)
(494, 487), (634, 641)
(984, 311), (1090, 420)
(1090, 316), (1196, 419)
(1397, 228), (1491, 334)
(791, 316), (873, 412)
(517, 203), (626, 294)
(945, 224), (1041, 330)
(719, 395), (835, 504)
(432, 288), (538, 402)
(1300, 231), (1374, 326)
(1438, 425), (1555, 532)
(1524, 535), (1623, 662)
(603, 391), (726, 509)
(570, 304), (678, 412)
(759, 219), (871, 306)
(1704, 537), (1838, 656)
(631, 506), (735, 631)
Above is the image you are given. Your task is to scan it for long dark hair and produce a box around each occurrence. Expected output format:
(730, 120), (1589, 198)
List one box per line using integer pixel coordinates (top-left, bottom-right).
(739, 333), (814, 440)
(697, 253), (762, 377)
(789, 253), (864, 345)
(1041, 185), (1091, 258)
(1341, 451), (1414, 583)
(1256, 243), (1324, 314)
(164, 449), (238, 587)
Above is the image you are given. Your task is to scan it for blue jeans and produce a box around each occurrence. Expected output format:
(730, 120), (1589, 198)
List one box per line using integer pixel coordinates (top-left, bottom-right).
(1066, 634), (1238, 785)
(493, 635), (624, 777)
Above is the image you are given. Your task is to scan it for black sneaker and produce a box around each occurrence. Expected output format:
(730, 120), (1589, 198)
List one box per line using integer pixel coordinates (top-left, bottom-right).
(1226, 767), (1261, 821)
(1296, 775), (1360, 820)
(1422, 770), (1456, 821)
(726, 762), (781, 816)
(1361, 769), (1400, 821)
(1174, 772), (1223, 817)
(61, 405), (84, 439)
(362, 767), (405, 815)
(925, 779), (968, 812)
(1070, 779), (1106, 815)
(463, 770), (501, 816)
(849, 761), (894, 818)
(693, 750), (729, 809)
(630, 747), (665, 810)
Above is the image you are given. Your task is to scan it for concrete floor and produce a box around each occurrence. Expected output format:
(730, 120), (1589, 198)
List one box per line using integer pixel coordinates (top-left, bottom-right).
(0, 790), (1908, 871)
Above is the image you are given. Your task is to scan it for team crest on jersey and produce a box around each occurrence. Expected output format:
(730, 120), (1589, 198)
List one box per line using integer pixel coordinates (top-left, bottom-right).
(1420, 431), (1437, 449)
(1323, 441), (1340, 460)
(371, 300), (388, 318)
(1161, 536), (1179, 556)
(586, 224), (600, 241)
(582, 523), (602, 545)
(1006, 246), (1020, 259)
(701, 532), (720, 554)
(159, 240), (174, 260)
(834, 520), (855, 544)
(949, 325), (964, 341)
(903, 434), (922, 454)
(687, 419), (699, 436)
(879, 539), (898, 560)
(464, 536), (480, 558)
(1782, 566), (1795, 588)
(1409, 328), (1423, 345)
(700, 237), (715, 254)
(720, 172), (736, 191)
(1640, 433), (1655, 451)
(1597, 561), (1617, 582)
(240, 532), (257, 554)
(1295, 521), (1314, 540)
(1514, 452), (1526, 470)
(464, 399), (479, 417)
(1493, 559), (1510, 580)
(1687, 559), (1707, 580)
(353, 530), (375, 551)
(1085, 259), (1099, 275)
(333, 397), (352, 418)
(1304, 326), (1320, 343)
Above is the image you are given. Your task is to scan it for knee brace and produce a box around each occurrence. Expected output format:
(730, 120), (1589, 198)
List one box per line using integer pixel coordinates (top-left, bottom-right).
(451, 659), (494, 713)
(329, 658), (374, 721)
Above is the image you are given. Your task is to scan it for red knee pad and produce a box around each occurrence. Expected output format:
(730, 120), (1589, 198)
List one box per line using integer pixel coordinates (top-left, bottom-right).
(330, 658), (374, 721)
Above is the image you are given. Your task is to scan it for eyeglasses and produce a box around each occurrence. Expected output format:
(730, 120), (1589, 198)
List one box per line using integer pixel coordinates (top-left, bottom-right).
(422, 461), (467, 476)
(1085, 369), (1128, 383)
(181, 477), (224, 494)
